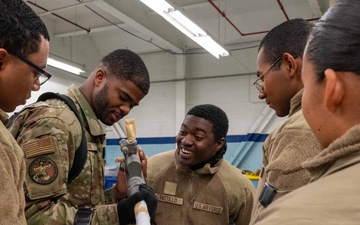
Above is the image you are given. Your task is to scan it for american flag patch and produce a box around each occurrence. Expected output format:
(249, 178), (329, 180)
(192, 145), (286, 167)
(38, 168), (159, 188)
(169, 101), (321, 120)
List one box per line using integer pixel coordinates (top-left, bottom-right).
(23, 137), (55, 158)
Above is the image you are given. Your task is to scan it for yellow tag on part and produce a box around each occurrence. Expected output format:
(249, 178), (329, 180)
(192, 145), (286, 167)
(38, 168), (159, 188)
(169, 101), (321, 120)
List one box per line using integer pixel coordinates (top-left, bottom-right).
(125, 118), (136, 141)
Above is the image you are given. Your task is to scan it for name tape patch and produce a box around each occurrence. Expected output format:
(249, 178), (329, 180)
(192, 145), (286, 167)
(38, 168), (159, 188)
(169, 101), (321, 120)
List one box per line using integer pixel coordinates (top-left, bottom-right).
(156, 194), (183, 205)
(193, 201), (223, 214)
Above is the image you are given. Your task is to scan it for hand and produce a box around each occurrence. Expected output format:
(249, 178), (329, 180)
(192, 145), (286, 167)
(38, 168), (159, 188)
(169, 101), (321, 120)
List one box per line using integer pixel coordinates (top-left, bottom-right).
(116, 164), (127, 200)
(139, 147), (148, 179)
(115, 147), (148, 199)
(117, 184), (158, 225)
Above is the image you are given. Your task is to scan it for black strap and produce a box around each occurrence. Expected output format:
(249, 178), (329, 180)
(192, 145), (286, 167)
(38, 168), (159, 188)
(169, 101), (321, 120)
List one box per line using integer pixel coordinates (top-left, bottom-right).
(37, 92), (87, 183)
(74, 208), (94, 225)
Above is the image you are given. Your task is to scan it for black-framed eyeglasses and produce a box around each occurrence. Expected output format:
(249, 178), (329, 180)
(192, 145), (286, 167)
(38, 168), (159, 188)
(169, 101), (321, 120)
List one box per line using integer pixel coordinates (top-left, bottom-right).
(253, 56), (283, 93)
(8, 51), (52, 85)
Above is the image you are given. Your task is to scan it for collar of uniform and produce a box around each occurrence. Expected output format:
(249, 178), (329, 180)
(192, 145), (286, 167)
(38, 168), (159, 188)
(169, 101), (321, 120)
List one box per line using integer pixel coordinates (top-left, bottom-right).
(289, 89), (303, 117)
(174, 150), (223, 175)
(67, 84), (105, 137)
(302, 123), (360, 181)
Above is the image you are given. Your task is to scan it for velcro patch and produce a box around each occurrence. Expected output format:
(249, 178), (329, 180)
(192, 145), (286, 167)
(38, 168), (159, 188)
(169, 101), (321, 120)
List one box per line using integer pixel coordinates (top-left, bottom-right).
(29, 157), (58, 185)
(156, 193), (183, 205)
(23, 137), (55, 158)
(193, 201), (223, 214)
(87, 142), (98, 151)
(164, 181), (177, 195)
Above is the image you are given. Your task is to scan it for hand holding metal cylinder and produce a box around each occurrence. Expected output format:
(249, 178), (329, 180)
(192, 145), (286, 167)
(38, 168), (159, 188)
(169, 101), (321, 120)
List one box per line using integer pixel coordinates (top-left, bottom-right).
(120, 118), (150, 225)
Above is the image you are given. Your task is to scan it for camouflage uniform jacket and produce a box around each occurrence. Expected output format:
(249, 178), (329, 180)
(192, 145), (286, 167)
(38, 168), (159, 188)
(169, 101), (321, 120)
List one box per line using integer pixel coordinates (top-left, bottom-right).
(249, 90), (321, 225)
(147, 149), (255, 225)
(0, 109), (26, 225)
(9, 84), (121, 225)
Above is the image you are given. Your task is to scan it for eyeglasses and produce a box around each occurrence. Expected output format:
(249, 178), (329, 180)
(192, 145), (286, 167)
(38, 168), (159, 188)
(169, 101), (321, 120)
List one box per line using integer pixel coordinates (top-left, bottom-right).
(8, 51), (52, 85)
(253, 56), (283, 93)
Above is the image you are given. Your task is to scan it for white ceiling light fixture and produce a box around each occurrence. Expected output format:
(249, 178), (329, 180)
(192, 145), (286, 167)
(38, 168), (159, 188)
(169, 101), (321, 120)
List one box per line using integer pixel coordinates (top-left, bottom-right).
(47, 58), (85, 75)
(140, 0), (229, 59)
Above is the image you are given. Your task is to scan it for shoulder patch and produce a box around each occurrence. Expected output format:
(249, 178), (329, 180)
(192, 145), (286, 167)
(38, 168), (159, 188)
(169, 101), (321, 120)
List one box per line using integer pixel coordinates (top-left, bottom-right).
(23, 137), (55, 158)
(29, 157), (58, 185)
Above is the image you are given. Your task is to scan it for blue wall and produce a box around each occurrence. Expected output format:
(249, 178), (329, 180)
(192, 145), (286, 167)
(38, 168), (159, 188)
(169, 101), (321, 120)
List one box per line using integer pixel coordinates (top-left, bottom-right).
(105, 133), (267, 173)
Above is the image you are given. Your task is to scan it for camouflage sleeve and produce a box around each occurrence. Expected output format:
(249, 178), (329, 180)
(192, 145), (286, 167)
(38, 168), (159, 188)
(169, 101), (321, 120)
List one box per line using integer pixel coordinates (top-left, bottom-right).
(9, 102), (84, 224)
(105, 186), (124, 204)
(92, 204), (120, 225)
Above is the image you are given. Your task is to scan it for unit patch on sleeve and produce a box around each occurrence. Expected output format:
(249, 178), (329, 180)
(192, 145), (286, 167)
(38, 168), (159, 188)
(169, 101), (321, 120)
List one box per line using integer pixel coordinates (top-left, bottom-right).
(29, 157), (58, 185)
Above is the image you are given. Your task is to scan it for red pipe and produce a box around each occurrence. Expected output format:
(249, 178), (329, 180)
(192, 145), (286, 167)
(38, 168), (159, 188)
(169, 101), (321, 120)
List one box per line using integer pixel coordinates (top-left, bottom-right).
(27, 1), (91, 34)
(207, 0), (268, 36)
(207, 0), (320, 36)
(276, 0), (289, 21)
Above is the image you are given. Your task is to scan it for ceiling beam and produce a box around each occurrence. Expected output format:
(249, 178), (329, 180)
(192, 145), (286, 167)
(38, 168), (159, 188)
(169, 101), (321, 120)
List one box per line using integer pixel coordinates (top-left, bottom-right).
(93, 0), (182, 53)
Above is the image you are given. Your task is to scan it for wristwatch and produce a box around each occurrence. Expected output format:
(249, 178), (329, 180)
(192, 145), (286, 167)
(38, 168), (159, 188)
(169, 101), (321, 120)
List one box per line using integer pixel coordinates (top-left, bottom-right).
(74, 208), (94, 225)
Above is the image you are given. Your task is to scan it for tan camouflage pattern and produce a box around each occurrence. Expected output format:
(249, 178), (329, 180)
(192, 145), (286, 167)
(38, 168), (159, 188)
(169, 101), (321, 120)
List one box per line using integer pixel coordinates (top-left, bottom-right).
(9, 85), (120, 225)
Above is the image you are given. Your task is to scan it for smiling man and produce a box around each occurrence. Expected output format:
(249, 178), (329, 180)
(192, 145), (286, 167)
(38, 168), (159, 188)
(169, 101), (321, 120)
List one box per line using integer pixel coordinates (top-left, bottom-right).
(8, 49), (157, 225)
(147, 104), (254, 225)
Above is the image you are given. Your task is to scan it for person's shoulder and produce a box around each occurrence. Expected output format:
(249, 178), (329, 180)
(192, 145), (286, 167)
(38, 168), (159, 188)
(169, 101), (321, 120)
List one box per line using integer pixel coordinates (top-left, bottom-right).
(17, 98), (67, 115)
(148, 149), (175, 162)
(10, 98), (81, 137)
(218, 160), (253, 185)
(283, 109), (310, 130)
(217, 161), (254, 204)
(147, 150), (176, 180)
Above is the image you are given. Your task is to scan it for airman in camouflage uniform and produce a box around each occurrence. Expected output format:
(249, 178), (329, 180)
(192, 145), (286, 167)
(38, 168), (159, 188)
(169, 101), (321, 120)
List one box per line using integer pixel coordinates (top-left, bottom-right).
(8, 49), (156, 225)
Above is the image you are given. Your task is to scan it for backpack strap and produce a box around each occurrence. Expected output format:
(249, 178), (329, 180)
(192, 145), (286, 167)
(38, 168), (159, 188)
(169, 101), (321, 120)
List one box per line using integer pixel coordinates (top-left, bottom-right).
(37, 92), (87, 183)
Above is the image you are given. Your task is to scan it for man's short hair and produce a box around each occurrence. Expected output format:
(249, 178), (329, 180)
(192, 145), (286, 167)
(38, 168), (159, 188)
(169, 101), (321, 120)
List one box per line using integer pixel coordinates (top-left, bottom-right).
(187, 104), (229, 141)
(0, 0), (49, 56)
(101, 49), (150, 95)
(259, 18), (312, 67)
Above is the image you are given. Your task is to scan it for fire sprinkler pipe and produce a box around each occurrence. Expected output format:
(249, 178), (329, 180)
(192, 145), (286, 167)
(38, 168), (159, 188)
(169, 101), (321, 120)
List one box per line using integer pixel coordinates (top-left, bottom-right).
(207, 0), (320, 37)
(27, 1), (91, 34)
(276, 0), (290, 21)
(207, 0), (268, 36)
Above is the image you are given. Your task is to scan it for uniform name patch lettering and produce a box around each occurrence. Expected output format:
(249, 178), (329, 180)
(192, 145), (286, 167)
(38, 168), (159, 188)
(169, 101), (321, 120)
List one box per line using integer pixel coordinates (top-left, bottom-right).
(193, 201), (223, 214)
(156, 194), (183, 205)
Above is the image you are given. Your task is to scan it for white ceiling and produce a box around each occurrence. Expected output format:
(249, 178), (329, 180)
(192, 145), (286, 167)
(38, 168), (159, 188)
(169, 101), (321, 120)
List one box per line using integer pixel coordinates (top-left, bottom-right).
(26, 0), (331, 58)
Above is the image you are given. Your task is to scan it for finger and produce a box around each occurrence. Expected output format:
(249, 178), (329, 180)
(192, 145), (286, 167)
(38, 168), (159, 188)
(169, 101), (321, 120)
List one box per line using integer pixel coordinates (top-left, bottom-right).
(116, 168), (128, 199)
(138, 147), (148, 177)
(139, 147), (146, 159)
(114, 156), (125, 163)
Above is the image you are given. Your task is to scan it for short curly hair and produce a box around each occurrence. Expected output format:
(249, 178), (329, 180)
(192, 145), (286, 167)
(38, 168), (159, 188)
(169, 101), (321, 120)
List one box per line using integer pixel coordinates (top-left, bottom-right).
(187, 104), (229, 141)
(101, 49), (150, 95)
(0, 0), (50, 56)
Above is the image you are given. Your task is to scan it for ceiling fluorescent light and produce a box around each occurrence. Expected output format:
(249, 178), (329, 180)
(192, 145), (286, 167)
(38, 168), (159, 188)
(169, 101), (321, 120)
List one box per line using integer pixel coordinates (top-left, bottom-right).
(167, 10), (207, 37)
(47, 58), (85, 75)
(140, 0), (229, 59)
(140, 0), (174, 15)
(194, 36), (229, 59)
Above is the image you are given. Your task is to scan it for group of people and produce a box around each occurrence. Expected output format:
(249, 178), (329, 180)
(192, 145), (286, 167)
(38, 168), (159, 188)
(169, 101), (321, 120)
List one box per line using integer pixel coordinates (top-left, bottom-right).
(1, 0), (360, 224)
